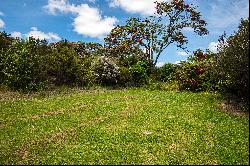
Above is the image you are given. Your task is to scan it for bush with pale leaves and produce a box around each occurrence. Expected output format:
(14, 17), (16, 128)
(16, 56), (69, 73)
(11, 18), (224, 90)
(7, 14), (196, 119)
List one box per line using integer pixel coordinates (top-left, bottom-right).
(91, 56), (120, 85)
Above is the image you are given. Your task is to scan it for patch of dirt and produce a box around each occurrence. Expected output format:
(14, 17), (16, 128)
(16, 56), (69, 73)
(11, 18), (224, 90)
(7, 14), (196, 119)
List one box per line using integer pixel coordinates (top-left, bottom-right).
(19, 104), (94, 121)
(0, 123), (6, 129)
(217, 100), (249, 118)
(19, 110), (64, 121)
(119, 105), (138, 118)
(122, 96), (137, 100)
(16, 146), (29, 161)
(0, 91), (23, 101)
(15, 127), (78, 163)
(169, 143), (177, 150)
(49, 128), (77, 144)
(79, 116), (107, 128)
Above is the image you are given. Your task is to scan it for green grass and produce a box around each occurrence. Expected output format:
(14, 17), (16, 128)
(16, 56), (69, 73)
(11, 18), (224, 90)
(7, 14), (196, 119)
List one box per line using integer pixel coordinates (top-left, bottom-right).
(0, 88), (249, 164)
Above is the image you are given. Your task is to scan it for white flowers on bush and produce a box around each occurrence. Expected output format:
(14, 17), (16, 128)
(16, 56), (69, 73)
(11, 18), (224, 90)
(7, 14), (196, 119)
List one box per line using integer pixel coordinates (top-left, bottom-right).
(92, 56), (120, 84)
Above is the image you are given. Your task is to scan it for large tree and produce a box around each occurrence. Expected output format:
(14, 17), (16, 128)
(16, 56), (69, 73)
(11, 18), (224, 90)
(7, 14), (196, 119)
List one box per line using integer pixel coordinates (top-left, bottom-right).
(214, 18), (249, 100)
(104, 0), (208, 66)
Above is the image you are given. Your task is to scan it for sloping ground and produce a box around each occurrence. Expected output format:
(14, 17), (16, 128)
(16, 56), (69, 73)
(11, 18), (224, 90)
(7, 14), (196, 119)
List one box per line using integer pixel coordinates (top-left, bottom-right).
(0, 89), (249, 164)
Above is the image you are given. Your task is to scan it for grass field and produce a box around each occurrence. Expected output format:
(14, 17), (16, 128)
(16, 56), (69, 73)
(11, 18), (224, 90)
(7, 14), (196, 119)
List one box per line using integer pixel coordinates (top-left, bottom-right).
(0, 88), (249, 164)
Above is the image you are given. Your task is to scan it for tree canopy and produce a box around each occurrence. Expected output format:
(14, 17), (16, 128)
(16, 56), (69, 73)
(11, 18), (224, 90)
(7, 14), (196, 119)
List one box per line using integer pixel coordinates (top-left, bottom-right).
(104, 0), (208, 66)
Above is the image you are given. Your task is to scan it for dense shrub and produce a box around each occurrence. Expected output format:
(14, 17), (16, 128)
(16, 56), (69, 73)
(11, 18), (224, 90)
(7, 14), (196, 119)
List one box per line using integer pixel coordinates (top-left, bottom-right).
(154, 63), (177, 82)
(0, 37), (96, 90)
(129, 61), (149, 86)
(176, 50), (215, 91)
(117, 66), (132, 86)
(0, 38), (48, 91)
(47, 41), (91, 85)
(213, 19), (249, 101)
(0, 31), (13, 50)
(0, 32), (15, 83)
(91, 56), (120, 85)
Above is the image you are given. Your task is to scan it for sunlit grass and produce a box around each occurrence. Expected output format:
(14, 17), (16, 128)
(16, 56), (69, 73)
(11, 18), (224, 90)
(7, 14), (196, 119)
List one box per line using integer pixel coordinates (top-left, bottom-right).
(0, 88), (248, 164)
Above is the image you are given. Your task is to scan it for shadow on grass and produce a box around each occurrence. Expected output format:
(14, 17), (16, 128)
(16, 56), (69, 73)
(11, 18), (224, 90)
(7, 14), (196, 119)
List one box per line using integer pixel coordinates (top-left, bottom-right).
(216, 92), (249, 118)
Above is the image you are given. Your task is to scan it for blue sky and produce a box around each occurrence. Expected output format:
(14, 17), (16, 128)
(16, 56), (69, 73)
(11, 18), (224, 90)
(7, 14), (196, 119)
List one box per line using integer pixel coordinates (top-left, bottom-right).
(0, 0), (249, 66)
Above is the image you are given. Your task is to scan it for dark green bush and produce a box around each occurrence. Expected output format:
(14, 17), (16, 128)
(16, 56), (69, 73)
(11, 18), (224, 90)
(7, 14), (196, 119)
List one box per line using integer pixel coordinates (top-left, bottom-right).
(0, 37), (48, 91)
(156, 63), (177, 82)
(0, 31), (13, 50)
(213, 19), (249, 101)
(47, 40), (92, 86)
(0, 32), (15, 83)
(0, 37), (95, 90)
(117, 66), (132, 86)
(129, 61), (149, 86)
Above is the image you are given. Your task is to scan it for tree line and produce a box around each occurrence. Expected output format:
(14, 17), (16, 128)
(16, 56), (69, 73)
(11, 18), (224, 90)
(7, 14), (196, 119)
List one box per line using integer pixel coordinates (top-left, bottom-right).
(0, 0), (248, 104)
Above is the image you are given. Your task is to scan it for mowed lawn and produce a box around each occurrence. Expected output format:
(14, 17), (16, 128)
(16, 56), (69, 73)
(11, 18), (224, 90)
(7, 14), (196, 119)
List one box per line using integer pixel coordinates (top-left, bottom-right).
(0, 88), (249, 165)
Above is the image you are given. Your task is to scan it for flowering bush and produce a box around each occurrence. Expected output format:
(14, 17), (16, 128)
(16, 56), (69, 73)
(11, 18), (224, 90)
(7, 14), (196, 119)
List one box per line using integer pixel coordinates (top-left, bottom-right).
(91, 56), (120, 85)
(175, 49), (216, 91)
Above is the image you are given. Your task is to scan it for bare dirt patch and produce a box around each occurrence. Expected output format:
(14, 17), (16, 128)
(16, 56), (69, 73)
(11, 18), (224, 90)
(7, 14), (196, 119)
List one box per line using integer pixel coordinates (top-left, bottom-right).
(0, 123), (6, 129)
(15, 127), (78, 163)
(19, 104), (94, 121)
(217, 100), (249, 118)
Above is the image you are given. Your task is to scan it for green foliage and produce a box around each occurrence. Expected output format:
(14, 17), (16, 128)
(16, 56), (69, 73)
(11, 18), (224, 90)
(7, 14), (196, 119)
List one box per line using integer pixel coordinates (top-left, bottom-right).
(157, 63), (177, 82)
(104, 42), (148, 67)
(0, 37), (48, 91)
(2, 13), (246, 96)
(0, 31), (13, 50)
(213, 19), (249, 101)
(0, 32), (16, 83)
(145, 80), (179, 91)
(129, 61), (149, 86)
(117, 66), (132, 86)
(47, 41), (91, 85)
(0, 36), (98, 90)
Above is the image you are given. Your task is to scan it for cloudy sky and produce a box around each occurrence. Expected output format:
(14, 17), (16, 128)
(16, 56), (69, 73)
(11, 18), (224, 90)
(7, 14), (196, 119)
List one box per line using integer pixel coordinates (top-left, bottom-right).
(0, 0), (249, 66)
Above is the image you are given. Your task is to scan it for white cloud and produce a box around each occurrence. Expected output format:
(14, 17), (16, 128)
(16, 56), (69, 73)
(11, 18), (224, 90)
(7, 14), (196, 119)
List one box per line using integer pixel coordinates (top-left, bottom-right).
(208, 0), (249, 28)
(26, 27), (61, 41)
(9, 28), (60, 41)
(11, 32), (22, 38)
(156, 61), (166, 67)
(73, 4), (117, 38)
(174, 61), (181, 65)
(0, 11), (5, 28)
(208, 42), (219, 53)
(31, 27), (38, 31)
(107, 0), (167, 16)
(44, 0), (118, 38)
(44, 0), (70, 15)
(177, 51), (189, 56)
(0, 19), (4, 28)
